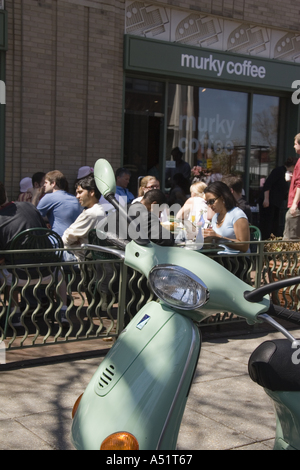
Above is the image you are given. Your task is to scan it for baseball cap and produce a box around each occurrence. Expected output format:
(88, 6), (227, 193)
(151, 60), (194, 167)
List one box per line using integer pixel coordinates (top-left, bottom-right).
(20, 177), (33, 193)
(77, 166), (94, 179)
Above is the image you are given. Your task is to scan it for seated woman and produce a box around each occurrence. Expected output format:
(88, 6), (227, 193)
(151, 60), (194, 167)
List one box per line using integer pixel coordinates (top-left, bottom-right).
(131, 176), (160, 204)
(203, 181), (250, 254)
(176, 181), (208, 225)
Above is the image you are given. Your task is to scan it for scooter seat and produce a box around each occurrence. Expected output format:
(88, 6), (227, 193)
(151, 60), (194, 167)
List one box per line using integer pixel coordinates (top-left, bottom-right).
(248, 339), (300, 392)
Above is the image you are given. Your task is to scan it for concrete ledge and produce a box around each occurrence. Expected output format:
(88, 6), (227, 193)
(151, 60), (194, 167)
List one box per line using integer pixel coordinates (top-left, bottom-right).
(0, 337), (113, 371)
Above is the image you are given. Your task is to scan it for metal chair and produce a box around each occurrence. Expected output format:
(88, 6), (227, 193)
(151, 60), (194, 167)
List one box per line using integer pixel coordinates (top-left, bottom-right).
(2, 228), (64, 338)
(249, 225), (262, 254)
(88, 229), (120, 261)
(249, 225), (262, 242)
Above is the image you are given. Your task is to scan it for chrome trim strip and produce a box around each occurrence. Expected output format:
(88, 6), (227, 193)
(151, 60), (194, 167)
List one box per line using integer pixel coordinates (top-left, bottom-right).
(81, 244), (125, 261)
(259, 313), (300, 348)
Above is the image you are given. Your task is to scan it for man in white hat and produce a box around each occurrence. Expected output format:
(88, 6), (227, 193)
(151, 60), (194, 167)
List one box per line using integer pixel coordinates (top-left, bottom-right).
(17, 177), (33, 202)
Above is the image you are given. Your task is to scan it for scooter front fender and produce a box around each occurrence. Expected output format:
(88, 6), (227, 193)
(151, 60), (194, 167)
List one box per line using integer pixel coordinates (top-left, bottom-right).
(71, 301), (201, 450)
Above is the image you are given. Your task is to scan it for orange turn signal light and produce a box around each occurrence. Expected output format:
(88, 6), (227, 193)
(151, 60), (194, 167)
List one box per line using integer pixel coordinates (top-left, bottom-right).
(72, 393), (83, 419)
(100, 432), (139, 450)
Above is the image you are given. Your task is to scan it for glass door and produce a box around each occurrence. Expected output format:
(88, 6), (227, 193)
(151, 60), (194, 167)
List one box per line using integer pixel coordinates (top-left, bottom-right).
(0, 52), (5, 183)
(124, 78), (165, 197)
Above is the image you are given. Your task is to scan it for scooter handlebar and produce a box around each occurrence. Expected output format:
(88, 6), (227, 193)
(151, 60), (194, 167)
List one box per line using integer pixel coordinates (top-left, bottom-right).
(267, 303), (300, 326)
(245, 278), (300, 325)
(244, 276), (300, 303)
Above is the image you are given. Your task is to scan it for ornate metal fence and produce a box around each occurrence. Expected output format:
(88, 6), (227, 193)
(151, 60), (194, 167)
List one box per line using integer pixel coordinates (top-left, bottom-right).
(0, 250), (127, 350)
(261, 239), (300, 311)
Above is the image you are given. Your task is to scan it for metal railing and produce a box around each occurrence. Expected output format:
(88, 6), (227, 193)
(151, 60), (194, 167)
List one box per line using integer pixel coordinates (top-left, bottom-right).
(202, 239), (300, 324)
(0, 248), (128, 350)
(1, 240), (300, 350)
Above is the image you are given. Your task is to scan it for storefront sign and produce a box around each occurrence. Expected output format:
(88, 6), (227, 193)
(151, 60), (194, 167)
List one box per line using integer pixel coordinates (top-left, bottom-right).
(124, 35), (300, 92)
(0, 10), (8, 50)
(181, 53), (266, 79)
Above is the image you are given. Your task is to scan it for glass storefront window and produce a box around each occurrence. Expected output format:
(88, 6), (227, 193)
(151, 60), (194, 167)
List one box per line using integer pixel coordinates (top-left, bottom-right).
(124, 77), (282, 210)
(167, 85), (248, 184)
(249, 94), (280, 207)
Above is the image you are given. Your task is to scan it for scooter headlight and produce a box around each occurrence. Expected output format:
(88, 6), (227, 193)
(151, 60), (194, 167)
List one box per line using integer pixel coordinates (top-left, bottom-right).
(149, 265), (209, 311)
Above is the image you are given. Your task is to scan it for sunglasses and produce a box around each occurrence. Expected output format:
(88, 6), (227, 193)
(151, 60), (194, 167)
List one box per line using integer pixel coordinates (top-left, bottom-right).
(206, 197), (220, 206)
(145, 185), (160, 190)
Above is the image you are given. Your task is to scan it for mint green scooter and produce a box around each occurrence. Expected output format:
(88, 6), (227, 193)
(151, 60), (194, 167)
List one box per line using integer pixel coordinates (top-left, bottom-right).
(71, 159), (300, 451)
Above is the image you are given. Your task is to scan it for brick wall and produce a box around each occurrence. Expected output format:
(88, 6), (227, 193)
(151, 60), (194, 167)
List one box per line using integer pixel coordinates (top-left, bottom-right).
(5, 0), (125, 199)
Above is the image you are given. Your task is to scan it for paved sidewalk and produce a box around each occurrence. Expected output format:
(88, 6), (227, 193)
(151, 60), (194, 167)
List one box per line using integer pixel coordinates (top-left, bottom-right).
(0, 327), (299, 450)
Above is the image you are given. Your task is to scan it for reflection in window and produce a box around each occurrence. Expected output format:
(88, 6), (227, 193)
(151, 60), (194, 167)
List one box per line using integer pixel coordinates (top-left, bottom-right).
(123, 78), (281, 208)
(167, 85), (248, 181)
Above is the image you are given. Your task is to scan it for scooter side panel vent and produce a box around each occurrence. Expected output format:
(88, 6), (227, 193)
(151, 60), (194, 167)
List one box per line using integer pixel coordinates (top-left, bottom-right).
(96, 365), (116, 392)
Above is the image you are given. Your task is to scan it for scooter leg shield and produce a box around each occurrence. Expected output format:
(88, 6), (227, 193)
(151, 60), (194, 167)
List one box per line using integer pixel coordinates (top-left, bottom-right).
(71, 301), (201, 450)
(265, 390), (300, 450)
(249, 339), (300, 450)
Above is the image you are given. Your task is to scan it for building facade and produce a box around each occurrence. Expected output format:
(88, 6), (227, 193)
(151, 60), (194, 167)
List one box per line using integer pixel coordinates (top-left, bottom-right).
(1, 0), (300, 207)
